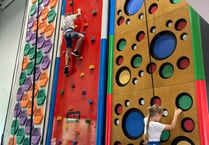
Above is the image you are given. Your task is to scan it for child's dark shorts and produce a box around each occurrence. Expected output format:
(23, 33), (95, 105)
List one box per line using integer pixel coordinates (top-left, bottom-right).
(64, 30), (79, 48)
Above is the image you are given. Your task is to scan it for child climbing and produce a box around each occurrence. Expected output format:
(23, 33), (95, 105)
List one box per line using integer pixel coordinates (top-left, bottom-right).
(143, 104), (182, 145)
(61, 8), (85, 76)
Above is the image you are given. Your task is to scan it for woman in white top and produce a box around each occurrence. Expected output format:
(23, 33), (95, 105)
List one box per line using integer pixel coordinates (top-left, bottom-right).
(143, 105), (182, 145)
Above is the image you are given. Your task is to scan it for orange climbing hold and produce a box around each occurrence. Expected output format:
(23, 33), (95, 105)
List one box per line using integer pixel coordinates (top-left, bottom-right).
(22, 56), (29, 70)
(38, 21), (47, 35)
(8, 137), (16, 145)
(49, 0), (58, 9)
(75, 130), (80, 135)
(27, 100), (37, 115)
(79, 56), (84, 61)
(68, 106), (74, 111)
(39, 72), (49, 87)
(32, 0), (37, 4)
(40, 7), (49, 21)
(29, 83), (39, 98)
(21, 94), (30, 108)
(57, 116), (62, 121)
(32, 19), (40, 32)
(45, 23), (55, 38)
(83, 23), (88, 28)
(34, 107), (44, 124)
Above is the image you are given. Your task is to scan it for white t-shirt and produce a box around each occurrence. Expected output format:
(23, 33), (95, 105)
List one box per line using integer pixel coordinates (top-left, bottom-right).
(62, 14), (77, 30)
(144, 117), (166, 142)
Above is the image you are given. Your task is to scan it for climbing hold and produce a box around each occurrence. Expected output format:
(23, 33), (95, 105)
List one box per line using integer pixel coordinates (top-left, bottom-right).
(75, 130), (80, 135)
(74, 25), (78, 29)
(88, 99), (93, 105)
(60, 90), (64, 95)
(79, 56), (84, 61)
(81, 90), (86, 95)
(71, 83), (76, 88)
(57, 140), (62, 145)
(80, 72), (85, 77)
(11, 119), (19, 135)
(85, 119), (91, 124)
(36, 89), (46, 105)
(39, 72), (49, 87)
(64, 125), (68, 130)
(69, 1), (73, 6)
(57, 116), (62, 121)
(81, 31), (85, 35)
(89, 65), (95, 70)
(72, 140), (77, 145)
(68, 106), (73, 111)
(22, 56), (29, 70)
(92, 10), (97, 16)
(45, 23), (55, 38)
(91, 37), (96, 42)
(83, 23), (88, 28)
(34, 108), (44, 124)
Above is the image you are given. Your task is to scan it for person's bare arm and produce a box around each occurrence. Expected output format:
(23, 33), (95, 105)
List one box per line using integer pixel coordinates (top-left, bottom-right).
(164, 109), (182, 130)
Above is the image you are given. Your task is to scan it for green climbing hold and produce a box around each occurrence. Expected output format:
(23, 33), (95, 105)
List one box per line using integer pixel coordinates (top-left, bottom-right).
(160, 130), (170, 142)
(38, 0), (43, 5)
(36, 50), (43, 65)
(11, 119), (19, 135)
(23, 138), (30, 145)
(24, 43), (31, 56)
(48, 9), (56, 23)
(60, 90), (64, 95)
(37, 89), (46, 105)
(92, 10), (97, 16)
(27, 61), (35, 75)
(19, 72), (26, 86)
(16, 128), (25, 144)
(85, 119), (91, 124)
(30, 4), (37, 16)
(29, 46), (36, 60)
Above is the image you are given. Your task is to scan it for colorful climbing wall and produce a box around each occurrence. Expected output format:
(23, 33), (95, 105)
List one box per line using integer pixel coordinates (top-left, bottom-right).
(6, 0), (60, 144)
(48, 0), (107, 144)
(106, 0), (209, 145)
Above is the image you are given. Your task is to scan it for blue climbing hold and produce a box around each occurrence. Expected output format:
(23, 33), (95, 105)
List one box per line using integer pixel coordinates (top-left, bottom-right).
(125, 0), (144, 15)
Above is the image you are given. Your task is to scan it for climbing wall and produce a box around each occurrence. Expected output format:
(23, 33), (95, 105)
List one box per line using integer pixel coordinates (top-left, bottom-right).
(106, 0), (209, 145)
(49, 0), (106, 144)
(6, 0), (60, 144)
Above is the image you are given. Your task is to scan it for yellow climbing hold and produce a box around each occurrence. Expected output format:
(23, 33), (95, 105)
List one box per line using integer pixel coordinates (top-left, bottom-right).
(80, 72), (85, 77)
(89, 65), (95, 70)
(57, 116), (62, 121)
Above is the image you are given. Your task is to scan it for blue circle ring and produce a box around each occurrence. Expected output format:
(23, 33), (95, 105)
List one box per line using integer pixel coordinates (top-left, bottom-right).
(150, 31), (177, 60)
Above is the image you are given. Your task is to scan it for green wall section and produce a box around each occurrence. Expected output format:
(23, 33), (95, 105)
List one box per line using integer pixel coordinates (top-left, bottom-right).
(189, 6), (205, 80)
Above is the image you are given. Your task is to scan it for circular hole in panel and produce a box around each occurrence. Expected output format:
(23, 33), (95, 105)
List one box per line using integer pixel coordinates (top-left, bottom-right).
(117, 39), (127, 51)
(138, 13), (144, 19)
(166, 20), (173, 27)
(125, 100), (130, 107)
(122, 108), (144, 139)
(124, 0), (144, 15)
(114, 142), (122, 145)
(117, 10), (122, 15)
(176, 93), (193, 111)
(150, 26), (156, 33)
(150, 96), (161, 106)
(116, 55), (124, 66)
(116, 67), (131, 87)
(161, 130), (170, 142)
(149, 3), (158, 14)
(132, 78), (138, 85)
(180, 33), (188, 40)
(136, 31), (145, 42)
(132, 44), (137, 50)
(117, 16), (125, 26)
(131, 54), (142, 68)
(163, 108), (169, 117)
(177, 56), (190, 70)
(126, 19), (131, 25)
(139, 98), (145, 105)
(181, 117), (195, 132)
(115, 104), (123, 115)
(170, 0), (181, 4)
(159, 63), (174, 79)
(115, 119), (120, 126)
(175, 19), (187, 31)
(171, 136), (195, 145)
(146, 62), (157, 74)
(150, 31), (177, 60)
(138, 70), (144, 77)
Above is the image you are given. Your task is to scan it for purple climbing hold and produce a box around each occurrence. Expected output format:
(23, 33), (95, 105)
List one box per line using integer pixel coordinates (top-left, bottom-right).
(26, 30), (33, 42)
(34, 6), (43, 18)
(43, 39), (52, 54)
(23, 77), (32, 91)
(28, 17), (35, 29)
(37, 36), (45, 49)
(31, 32), (37, 46)
(34, 66), (41, 80)
(43, 0), (50, 7)
(14, 103), (22, 117)
(32, 128), (41, 145)
(41, 55), (50, 70)
(25, 119), (34, 135)
(19, 110), (27, 125)
(16, 87), (24, 101)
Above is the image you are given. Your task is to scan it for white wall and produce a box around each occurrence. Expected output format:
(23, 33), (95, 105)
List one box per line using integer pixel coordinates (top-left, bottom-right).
(0, 0), (26, 141)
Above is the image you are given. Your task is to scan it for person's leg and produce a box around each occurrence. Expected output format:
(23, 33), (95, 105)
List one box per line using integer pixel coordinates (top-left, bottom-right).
(64, 32), (72, 76)
(71, 32), (84, 56)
